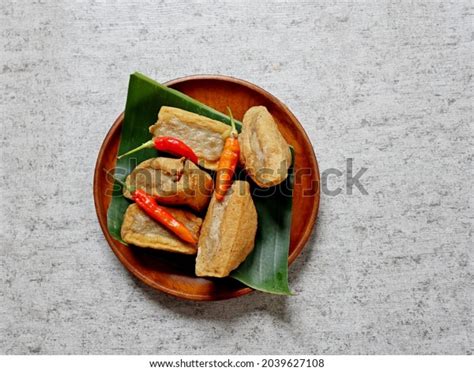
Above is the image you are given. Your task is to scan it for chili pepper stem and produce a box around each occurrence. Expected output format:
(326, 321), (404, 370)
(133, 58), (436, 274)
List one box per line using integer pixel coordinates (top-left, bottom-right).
(227, 106), (238, 137)
(112, 175), (126, 189)
(117, 140), (154, 159)
(104, 169), (135, 193)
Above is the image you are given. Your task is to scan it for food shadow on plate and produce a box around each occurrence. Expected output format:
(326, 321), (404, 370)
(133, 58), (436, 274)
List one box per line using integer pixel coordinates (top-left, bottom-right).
(126, 159), (311, 310)
(127, 235), (317, 325)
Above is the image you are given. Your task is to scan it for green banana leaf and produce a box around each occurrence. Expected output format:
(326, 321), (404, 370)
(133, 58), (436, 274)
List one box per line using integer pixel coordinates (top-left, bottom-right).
(107, 72), (293, 295)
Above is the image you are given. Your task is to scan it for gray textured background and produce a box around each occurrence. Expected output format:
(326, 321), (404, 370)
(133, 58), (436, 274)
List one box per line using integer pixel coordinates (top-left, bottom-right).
(1, 0), (472, 355)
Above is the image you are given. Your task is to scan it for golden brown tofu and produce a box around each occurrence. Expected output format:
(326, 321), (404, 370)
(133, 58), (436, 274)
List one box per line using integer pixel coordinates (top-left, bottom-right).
(240, 106), (291, 187)
(149, 106), (230, 170)
(195, 181), (258, 278)
(124, 157), (213, 212)
(121, 204), (202, 255)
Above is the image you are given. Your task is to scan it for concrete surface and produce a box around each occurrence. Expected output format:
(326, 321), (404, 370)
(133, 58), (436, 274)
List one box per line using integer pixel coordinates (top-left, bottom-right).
(0, 1), (472, 355)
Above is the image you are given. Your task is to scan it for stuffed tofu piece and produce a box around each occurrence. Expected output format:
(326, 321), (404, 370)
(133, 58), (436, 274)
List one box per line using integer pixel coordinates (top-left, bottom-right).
(124, 157), (213, 212)
(121, 204), (202, 254)
(240, 106), (291, 188)
(149, 106), (230, 170)
(195, 181), (257, 278)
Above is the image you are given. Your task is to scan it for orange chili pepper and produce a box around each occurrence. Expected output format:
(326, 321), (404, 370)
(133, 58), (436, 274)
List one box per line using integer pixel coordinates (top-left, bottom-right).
(215, 108), (240, 201)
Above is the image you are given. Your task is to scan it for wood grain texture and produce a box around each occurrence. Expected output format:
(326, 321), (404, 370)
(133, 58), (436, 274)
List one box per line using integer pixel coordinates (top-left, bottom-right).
(94, 75), (320, 300)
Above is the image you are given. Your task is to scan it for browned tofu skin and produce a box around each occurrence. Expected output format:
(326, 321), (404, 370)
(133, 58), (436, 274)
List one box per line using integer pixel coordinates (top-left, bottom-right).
(195, 181), (257, 278)
(121, 204), (202, 255)
(149, 106), (230, 170)
(240, 106), (291, 187)
(124, 157), (213, 212)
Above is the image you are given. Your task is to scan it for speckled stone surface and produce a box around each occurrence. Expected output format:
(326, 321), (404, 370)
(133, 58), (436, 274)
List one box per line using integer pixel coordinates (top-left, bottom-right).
(0, 1), (472, 355)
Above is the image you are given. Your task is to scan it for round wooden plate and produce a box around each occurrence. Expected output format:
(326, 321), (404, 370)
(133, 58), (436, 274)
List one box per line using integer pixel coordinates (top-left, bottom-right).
(94, 75), (320, 301)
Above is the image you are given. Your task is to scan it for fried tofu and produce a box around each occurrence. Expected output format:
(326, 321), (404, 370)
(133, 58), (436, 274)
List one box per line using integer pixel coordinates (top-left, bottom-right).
(195, 181), (257, 278)
(149, 106), (230, 170)
(121, 203), (202, 254)
(124, 157), (213, 212)
(240, 106), (291, 188)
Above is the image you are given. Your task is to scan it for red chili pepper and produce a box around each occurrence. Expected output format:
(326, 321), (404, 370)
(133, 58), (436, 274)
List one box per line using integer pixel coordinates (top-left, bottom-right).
(132, 189), (198, 245)
(215, 108), (240, 201)
(111, 175), (198, 245)
(118, 136), (199, 164)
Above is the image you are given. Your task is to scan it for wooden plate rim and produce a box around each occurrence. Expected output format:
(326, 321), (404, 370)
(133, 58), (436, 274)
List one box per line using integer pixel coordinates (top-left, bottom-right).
(93, 74), (320, 301)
